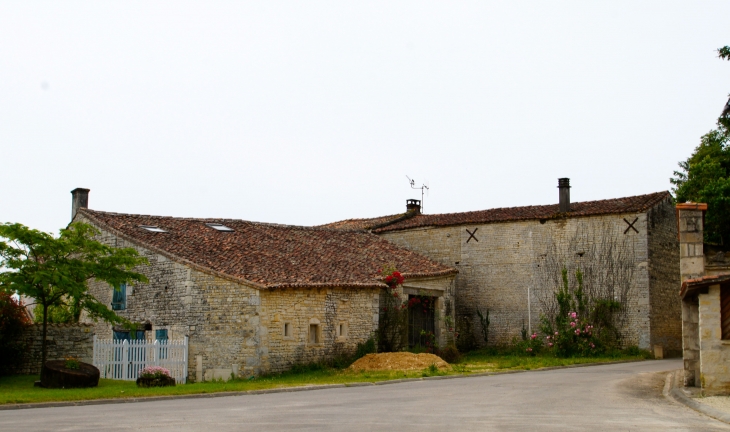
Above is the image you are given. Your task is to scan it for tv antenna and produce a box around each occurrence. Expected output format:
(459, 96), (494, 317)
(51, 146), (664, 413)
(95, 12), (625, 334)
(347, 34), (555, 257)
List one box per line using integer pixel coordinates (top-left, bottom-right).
(406, 176), (429, 213)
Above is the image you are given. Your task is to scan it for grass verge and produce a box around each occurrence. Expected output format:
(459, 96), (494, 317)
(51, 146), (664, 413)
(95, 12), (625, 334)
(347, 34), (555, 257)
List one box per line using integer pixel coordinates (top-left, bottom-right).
(0, 352), (648, 405)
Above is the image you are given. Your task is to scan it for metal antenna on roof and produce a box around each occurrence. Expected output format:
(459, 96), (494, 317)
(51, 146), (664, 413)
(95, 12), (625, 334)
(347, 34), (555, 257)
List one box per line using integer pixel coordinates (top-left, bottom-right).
(406, 176), (429, 213)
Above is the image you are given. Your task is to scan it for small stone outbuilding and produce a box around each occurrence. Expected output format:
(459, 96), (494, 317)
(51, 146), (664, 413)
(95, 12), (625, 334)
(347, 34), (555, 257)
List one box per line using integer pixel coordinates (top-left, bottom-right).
(71, 189), (456, 381)
(678, 202), (730, 395)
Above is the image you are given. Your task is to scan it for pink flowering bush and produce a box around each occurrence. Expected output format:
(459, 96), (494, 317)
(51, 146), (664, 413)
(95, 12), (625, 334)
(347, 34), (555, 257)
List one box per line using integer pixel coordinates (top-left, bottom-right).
(137, 366), (175, 387)
(539, 268), (618, 357)
(139, 366), (172, 379)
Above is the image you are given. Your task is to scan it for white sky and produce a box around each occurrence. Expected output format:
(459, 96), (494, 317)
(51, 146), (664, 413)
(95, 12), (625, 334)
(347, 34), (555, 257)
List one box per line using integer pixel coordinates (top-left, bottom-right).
(2, 2), (729, 234)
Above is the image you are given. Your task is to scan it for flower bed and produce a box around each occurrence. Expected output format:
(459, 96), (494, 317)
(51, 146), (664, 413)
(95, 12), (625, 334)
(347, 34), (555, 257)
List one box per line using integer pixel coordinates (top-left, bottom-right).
(136, 366), (176, 388)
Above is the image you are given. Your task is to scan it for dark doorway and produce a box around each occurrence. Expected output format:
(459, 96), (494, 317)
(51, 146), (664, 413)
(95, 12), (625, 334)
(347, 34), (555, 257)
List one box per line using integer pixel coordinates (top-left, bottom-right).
(408, 295), (436, 349)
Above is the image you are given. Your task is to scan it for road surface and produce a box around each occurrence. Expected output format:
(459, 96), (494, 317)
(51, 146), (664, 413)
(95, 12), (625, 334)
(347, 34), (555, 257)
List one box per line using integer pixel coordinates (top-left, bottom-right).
(1, 359), (727, 431)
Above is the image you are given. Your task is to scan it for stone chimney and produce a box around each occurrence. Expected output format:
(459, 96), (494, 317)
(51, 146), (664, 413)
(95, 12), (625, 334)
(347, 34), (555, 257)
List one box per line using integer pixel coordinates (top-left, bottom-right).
(558, 178), (571, 213)
(676, 202), (707, 282)
(406, 199), (421, 214)
(71, 188), (90, 221)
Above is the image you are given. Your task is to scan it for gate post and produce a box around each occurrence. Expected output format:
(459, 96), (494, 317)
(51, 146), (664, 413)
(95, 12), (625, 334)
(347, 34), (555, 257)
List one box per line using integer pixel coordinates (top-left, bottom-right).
(122, 340), (129, 380)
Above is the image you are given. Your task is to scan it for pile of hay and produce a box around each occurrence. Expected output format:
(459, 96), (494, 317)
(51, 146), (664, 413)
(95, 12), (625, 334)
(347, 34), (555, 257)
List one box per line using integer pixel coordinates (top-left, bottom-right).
(349, 352), (450, 372)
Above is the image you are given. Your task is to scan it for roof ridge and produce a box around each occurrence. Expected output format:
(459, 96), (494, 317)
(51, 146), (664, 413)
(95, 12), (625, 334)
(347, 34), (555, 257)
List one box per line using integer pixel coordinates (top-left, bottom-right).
(405, 191), (670, 219)
(79, 208), (370, 233)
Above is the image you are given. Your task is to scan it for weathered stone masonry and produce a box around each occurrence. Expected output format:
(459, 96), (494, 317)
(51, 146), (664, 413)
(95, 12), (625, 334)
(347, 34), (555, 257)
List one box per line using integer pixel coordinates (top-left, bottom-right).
(380, 197), (680, 352)
(11, 323), (95, 375)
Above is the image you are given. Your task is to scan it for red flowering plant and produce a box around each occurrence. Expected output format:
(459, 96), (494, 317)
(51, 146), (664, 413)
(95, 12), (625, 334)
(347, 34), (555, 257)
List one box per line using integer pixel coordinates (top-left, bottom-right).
(377, 265), (408, 352)
(0, 292), (30, 375)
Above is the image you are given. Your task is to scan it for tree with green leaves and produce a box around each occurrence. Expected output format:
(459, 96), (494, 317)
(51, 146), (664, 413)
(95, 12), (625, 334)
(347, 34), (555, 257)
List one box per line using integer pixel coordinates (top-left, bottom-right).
(0, 222), (148, 372)
(671, 46), (730, 245)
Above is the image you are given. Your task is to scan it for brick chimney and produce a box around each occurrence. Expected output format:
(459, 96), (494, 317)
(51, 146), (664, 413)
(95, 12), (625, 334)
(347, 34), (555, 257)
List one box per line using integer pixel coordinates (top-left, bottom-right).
(71, 188), (90, 221)
(406, 199), (421, 214)
(558, 178), (571, 213)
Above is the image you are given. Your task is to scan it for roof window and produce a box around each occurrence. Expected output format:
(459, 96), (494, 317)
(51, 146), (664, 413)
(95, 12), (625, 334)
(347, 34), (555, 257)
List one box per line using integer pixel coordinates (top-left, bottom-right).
(206, 223), (234, 232)
(139, 225), (167, 233)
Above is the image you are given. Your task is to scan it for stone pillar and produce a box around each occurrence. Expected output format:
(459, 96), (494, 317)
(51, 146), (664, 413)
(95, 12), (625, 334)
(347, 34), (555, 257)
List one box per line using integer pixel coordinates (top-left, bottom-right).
(677, 203), (707, 387)
(677, 203), (707, 282)
(682, 296), (700, 386)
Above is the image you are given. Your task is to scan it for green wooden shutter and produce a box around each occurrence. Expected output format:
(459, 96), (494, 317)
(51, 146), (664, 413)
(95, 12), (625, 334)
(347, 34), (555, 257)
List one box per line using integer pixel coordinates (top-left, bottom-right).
(112, 283), (126, 310)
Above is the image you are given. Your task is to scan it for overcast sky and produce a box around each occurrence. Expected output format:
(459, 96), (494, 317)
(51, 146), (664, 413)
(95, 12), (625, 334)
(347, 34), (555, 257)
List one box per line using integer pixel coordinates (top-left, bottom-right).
(2, 2), (729, 234)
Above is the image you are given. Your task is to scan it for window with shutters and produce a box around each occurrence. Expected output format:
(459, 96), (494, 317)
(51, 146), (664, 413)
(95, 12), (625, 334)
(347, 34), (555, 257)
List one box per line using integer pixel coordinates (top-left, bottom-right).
(722, 286), (730, 340)
(111, 283), (127, 310)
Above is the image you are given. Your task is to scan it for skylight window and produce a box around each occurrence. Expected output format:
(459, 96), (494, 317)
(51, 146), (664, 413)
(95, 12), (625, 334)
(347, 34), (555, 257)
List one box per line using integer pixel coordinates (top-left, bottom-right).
(139, 225), (167, 233)
(206, 223), (234, 232)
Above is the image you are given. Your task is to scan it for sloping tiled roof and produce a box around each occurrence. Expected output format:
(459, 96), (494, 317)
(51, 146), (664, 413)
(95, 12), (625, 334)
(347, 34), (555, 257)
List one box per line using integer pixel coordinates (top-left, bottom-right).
(78, 209), (456, 290)
(680, 274), (730, 298)
(323, 191), (671, 233)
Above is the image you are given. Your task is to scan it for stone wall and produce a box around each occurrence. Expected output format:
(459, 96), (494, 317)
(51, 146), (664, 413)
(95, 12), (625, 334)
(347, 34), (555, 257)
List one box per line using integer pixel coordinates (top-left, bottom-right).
(698, 285), (730, 395)
(380, 202), (679, 350)
(11, 323), (95, 375)
(260, 287), (379, 373)
(647, 199), (681, 356)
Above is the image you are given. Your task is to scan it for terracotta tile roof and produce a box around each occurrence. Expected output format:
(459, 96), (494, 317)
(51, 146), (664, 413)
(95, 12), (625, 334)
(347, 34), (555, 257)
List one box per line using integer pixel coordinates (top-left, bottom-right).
(323, 191), (672, 233)
(680, 274), (730, 298)
(78, 209), (456, 290)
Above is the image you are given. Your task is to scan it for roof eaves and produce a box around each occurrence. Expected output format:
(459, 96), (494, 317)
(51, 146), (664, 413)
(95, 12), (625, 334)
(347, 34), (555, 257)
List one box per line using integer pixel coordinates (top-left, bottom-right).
(680, 274), (730, 298)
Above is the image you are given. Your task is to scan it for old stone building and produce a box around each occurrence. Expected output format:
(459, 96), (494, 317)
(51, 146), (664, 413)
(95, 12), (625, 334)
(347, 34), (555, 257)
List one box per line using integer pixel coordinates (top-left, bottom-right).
(678, 202), (730, 394)
(323, 179), (681, 355)
(71, 189), (456, 381)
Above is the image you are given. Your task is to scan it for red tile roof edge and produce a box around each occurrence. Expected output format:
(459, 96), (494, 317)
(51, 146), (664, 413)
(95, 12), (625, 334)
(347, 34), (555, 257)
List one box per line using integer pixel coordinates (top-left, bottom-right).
(680, 274), (730, 298)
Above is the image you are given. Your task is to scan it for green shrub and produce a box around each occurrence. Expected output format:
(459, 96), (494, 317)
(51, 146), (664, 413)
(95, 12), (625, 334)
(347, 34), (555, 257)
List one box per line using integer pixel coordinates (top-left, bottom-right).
(437, 345), (462, 363)
(355, 337), (376, 360)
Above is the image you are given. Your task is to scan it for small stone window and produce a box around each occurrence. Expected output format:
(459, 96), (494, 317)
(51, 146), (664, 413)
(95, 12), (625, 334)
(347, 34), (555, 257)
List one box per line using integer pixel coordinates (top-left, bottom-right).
(308, 319), (321, 345)
(283, 322), (292, 338)
(336, 322), (348, 340)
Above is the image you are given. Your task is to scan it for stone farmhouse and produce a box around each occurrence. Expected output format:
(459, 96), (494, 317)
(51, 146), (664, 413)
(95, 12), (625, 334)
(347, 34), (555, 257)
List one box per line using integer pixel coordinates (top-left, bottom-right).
(71, 189), (456, 380)
(322, 179), (681, 356)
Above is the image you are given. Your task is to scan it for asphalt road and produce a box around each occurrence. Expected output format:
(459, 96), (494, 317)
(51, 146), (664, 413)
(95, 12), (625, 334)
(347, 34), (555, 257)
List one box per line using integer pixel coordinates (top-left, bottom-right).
(1, 359), (728, 431)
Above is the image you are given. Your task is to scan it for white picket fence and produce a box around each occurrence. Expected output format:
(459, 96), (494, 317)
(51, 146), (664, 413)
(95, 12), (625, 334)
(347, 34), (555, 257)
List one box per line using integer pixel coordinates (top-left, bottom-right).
(93, 336), (188, 384)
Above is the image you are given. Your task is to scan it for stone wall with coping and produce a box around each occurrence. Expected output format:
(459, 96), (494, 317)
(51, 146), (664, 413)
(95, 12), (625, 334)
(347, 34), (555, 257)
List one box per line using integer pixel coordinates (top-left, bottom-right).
(260, 286), (379, 374)
(11, 323), (95, 375)
(381, 201), (679, 350)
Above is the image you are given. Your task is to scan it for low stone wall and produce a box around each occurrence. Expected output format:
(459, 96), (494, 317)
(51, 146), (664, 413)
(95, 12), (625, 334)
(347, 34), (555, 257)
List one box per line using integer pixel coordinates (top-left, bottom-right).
(11, 323), (95, 375)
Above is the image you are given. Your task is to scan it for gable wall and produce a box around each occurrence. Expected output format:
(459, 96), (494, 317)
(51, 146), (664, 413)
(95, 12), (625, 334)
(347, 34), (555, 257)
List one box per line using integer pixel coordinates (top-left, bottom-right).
(647, 200), (682, 355)
(77, 214), (262, 380)
(379, 206), (678, 350)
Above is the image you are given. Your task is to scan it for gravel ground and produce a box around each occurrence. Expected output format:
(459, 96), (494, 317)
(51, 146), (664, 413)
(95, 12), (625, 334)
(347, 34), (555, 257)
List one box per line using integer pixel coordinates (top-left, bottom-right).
(698, 396), (730, 414)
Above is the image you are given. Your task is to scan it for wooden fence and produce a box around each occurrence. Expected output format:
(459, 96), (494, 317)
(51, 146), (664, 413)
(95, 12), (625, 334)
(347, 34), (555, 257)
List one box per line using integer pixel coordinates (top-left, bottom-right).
(92, 336), (188, 384)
